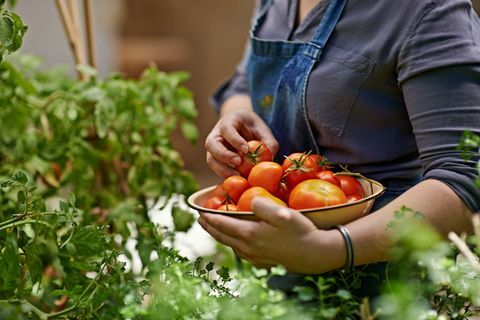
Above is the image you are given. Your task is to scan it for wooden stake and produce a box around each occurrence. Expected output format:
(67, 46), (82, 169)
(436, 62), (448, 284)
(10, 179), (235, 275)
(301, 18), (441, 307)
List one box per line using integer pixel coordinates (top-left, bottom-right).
(83, 0), (97, 68)
(55, 0), (86, 79)
(67, 0), (86, 64)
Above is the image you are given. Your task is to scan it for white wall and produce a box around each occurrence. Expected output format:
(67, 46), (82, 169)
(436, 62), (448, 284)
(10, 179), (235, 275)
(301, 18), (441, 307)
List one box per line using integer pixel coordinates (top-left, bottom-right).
(15, 0), (124, 77)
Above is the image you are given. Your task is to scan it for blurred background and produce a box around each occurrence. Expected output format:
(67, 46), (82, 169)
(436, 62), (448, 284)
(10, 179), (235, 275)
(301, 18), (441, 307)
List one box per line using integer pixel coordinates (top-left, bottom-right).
(14, 0), (480, 189)
(16, 0), (255, 189)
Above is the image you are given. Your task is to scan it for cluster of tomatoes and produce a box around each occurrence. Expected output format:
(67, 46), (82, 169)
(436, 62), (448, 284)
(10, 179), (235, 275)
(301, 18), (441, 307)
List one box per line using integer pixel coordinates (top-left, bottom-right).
(204, 140), (365, 212)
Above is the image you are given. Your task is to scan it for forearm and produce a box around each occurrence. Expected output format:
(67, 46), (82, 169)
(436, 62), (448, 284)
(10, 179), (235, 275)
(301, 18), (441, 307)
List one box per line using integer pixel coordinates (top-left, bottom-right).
(346, 179), (474, 267)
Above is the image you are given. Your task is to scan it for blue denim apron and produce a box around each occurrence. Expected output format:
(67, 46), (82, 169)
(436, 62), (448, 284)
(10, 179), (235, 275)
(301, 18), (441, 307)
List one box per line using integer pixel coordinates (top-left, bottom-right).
(246, 0), (348, 158)
(246, 0), (423, 299)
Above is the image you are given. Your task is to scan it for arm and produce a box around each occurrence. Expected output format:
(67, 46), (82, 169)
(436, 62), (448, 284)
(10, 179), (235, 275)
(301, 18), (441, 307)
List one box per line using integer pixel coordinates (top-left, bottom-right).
(199, 179), (474, 274)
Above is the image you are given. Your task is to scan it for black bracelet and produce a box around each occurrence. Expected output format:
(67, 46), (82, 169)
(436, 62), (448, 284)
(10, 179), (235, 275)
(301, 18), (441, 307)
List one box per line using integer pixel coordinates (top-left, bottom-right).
(333, 225), (354, 272)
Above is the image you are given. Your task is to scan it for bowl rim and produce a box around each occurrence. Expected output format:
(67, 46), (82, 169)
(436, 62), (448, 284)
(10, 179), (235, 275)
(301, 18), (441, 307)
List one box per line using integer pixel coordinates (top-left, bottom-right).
(187, 173), (386, 216)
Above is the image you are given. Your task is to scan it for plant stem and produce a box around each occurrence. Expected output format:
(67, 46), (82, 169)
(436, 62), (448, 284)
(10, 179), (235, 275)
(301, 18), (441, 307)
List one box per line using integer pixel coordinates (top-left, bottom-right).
(448, 232), (480, 272)
(0, 299), (48, 320)
(0, 219), (53, 232)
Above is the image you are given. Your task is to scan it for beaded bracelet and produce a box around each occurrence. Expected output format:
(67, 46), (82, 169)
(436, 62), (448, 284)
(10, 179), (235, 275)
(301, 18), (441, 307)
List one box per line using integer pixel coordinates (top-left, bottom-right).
(333, 225), (354, 272)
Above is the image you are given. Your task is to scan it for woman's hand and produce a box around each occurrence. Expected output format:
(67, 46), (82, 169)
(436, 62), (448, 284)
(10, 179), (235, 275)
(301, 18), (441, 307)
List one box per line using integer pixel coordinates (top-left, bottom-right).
(198, 197), (342, 274)
(205, 95), (278, 178)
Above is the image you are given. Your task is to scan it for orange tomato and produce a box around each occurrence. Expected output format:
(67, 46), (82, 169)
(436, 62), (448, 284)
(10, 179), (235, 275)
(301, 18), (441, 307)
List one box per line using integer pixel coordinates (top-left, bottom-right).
(288, 179), (347, 210)
(237, 187), (287, 212)
(223, 175), (250, 203)
(236, 140), (273, 178)
(247, 161), (283, 194)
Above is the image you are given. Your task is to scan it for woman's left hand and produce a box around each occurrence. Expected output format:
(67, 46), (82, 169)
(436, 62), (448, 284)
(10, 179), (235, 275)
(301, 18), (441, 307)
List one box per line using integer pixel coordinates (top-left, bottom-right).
(198, 197), (335, 274)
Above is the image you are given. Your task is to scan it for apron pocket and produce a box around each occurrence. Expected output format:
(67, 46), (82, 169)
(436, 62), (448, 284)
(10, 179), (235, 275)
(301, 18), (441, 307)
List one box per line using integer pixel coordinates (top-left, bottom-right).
(306, 45), (374, 137)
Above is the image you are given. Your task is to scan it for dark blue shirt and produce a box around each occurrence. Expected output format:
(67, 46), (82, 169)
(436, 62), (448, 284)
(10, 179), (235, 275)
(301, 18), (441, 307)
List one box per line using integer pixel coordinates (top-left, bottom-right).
(212, 0), (480, 212)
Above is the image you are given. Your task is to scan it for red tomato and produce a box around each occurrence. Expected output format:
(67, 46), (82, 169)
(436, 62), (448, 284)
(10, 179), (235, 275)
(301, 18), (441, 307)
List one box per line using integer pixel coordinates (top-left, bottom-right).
(223, 175), (250, 203)
(217, 203), (238, 211)
(282, 152), (317, 189)
(237, 187), (287, 212)
(204, 195), (227, 210)
(307, 154), (332, 172)
(236, 140), (273, 178)
(316, 170), (341, 187)
(346, 194), (363, 203)
(210, 183), (225, 197)
(273, 180), (290, 203)
(336, 175), (365, 197)
(248, 161), (283, 194)
(288, 179), (347, 210)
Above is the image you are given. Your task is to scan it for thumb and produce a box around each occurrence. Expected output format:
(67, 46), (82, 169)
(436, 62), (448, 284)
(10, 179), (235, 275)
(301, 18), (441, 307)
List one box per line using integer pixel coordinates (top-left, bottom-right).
(252, 197), (294, 227)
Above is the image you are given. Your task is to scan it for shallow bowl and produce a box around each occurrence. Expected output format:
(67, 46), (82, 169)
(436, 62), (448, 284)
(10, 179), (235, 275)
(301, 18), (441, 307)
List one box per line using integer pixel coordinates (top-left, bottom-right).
(187, 173), (385, 229)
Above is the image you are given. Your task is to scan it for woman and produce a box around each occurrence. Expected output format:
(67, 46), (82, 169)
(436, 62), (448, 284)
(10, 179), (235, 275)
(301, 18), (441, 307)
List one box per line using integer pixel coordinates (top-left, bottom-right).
(199, 0), (480, 296)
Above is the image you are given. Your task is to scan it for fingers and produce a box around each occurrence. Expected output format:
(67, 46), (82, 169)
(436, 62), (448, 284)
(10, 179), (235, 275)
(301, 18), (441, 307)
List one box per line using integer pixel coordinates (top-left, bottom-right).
(199, 213), (258, 241)
(205, 133), (242, 167)
(205, 109), (279, 178)
(252, 197), (294, 227)
(198, 216), (246, 250)
(206, 152), (240, 178)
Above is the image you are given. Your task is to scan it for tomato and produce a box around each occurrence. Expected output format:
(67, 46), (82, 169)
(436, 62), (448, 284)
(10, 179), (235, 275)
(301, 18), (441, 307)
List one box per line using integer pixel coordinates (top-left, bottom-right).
(237, 187), (287, 212)
(236, 140), (273, 178)
(316, 170), (341, 187)
(247, 161), (283, 194)
(282, 152), (317, 189)
(210, 183), (226, 197)
(336, 175), (365, 197)
(307, 154), (332, 172)
(217, 203), (238, 211)
(273, 180), (290, 203)
(288, 179), (347, 210)
(223, 175), (250, 203)
(346, 194), (363, 203)
(204, 195), (227, 210)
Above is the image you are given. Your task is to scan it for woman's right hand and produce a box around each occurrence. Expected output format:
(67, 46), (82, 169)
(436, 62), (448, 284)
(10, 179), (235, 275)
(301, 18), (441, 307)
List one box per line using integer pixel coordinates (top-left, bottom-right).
(205, 95), (278, 178)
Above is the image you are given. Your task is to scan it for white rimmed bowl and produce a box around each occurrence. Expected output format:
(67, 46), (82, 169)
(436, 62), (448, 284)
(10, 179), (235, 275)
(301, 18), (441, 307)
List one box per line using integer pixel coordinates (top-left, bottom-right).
(187, 173), (385, 229)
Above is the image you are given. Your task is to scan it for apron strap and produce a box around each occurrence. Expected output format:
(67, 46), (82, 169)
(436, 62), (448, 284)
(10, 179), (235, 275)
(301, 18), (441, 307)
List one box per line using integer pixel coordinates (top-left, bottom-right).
(260, 0), (272, 8)
(310, 0), (348, 48)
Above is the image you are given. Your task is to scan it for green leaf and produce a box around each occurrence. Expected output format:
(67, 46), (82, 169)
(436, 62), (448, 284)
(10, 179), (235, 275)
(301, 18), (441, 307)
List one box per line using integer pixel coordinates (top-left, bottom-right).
(175, 87), (197, 119)
(68, 226), (109, 257)
(171, 204), (194, 232)
(180, 120), (199, 145)
(216, 266), (231, 282)
(336, 289), (352, 300)
(12, 170), (28, 184)
(0, 234), (21, 297)
(76, 64), (98, 78)
(293, 286), (315, 302)
(16, 190), (25, 203)
(0, 16), (14, 47)
(205, 262), (214, 272)
(59, 200), (68, 212)
(25, 244), (42, 285)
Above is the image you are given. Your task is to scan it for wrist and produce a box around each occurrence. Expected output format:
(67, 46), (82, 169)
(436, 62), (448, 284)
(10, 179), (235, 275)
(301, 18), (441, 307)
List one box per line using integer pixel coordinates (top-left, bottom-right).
(303, 229), (346, 274)
(220, 94), (252, 117)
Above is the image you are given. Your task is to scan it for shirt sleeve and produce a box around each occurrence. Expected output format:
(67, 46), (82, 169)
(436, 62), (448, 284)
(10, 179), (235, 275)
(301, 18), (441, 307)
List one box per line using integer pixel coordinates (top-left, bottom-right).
(397, 0), (480, 212)
(210, 1), (262, 113)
